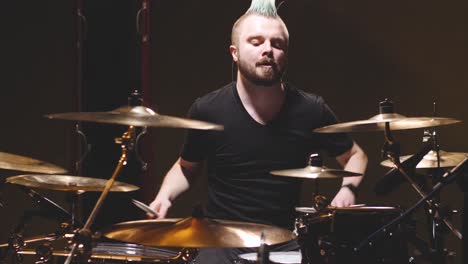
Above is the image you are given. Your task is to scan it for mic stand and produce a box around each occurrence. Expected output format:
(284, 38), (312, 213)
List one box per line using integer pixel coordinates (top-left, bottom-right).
(63, 126), (135, 264)
(0, 211), (75, 263)
(355, 157), (467, 252)
(0, 186), (80, 263)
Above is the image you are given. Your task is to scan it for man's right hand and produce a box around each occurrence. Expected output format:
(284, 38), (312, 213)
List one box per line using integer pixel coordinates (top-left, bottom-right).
(148, 195), (172, 219)
(147, 158), (201, 219)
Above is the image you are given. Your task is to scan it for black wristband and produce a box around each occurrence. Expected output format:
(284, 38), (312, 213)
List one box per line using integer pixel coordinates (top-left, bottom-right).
(341, 184), (359, 197)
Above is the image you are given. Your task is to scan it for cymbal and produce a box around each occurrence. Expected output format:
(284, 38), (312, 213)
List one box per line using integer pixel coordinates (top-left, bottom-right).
(104, 217), (296, 248)
(0, 152), (67, 174)
(45, 106), (223, 130)
(314, 113), (460, 133)
(380, 150), (467, 169)
(6, 174), (139, 192)
(270, 166), (362, 179)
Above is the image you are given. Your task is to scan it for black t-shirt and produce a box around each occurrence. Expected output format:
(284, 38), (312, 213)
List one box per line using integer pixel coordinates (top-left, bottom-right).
(181, 82), (353, 229)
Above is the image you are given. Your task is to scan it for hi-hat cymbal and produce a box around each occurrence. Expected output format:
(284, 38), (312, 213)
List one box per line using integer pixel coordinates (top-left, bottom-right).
(6, 174), (139, 192)
(380, 150), (467, 169)
(270, 166), (362, 179)
(0, 152), (67, 174)
(104, 218), (296, 248)
(314, 113), (460, 133)
(45, 106), (223, 130)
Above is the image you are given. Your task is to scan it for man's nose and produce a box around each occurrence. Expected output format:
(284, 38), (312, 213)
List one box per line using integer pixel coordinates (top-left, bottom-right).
(262, 41), (273, 56)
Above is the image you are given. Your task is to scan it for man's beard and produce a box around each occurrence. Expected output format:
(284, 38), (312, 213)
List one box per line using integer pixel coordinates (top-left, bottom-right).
(237, 57), (286, 86)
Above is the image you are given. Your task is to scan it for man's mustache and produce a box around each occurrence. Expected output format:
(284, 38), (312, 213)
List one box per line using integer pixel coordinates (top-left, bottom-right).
(256, 58), (277, 67)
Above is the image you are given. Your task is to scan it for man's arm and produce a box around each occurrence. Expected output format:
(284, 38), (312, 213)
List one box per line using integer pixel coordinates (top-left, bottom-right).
(149, 158), (202, 218)
(330, 142), (368, 207)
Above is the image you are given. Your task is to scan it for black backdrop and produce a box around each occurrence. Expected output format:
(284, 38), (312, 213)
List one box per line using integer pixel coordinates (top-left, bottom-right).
(1, 0), (467, 263)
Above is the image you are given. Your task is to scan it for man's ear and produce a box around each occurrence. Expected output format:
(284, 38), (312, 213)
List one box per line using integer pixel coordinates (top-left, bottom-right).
(229, 45), (238, 62)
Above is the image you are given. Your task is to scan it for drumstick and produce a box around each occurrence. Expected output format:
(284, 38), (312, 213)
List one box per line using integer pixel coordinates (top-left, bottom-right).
(349, 203), (366, 207)
(131, 199), (159, 218)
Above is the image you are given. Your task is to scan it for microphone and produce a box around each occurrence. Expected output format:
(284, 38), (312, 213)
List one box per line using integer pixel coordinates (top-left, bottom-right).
(375, 143), (432, 195)
(19, 186), (78, 224)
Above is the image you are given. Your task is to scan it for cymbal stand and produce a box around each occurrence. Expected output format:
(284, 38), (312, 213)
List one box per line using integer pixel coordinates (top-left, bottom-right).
(355, 122), (463, 263)
(355, 156), (468, 253)
(420, 127), (460, 262)
(66, 123), (90, 232)
(383, 122), (462, 238)
(308, 153), (329, 211)
(63, 126), (136, 264)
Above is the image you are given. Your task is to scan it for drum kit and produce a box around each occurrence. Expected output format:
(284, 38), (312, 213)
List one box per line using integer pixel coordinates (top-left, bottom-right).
(0, 98), (466, 264)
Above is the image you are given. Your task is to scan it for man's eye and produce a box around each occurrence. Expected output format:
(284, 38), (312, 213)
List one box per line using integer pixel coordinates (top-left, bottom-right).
(273, 41), (286, 50)
(251, 41), (261, 46)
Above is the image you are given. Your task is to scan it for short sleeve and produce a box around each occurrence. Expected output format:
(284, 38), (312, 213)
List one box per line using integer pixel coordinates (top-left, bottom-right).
(315, 100), (354, 157)
(180, 99), (213, 162)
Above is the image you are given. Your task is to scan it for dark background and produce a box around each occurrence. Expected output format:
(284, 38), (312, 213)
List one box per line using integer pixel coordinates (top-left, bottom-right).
(1, 0), (467, 263)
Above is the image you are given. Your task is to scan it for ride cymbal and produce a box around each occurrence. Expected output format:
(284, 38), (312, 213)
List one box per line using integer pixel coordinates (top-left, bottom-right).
(380, 150), (467, 169)
(104, 217), (295, 248)
(314, 114), (460, 133)
(6, 174), (139, 192)
(270, 166), (362, 179)
(0, 152), (67, 174)
(46, 106), (223, 130)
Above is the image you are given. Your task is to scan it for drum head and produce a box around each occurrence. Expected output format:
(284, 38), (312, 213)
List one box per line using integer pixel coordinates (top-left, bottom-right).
(238, 251), (301, 264)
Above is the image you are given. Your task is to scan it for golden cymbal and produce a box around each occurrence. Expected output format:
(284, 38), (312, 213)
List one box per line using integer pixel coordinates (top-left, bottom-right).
(104, 218), (296, 248)
(6, 174), (139, 192)
(380, 150), (467, 169)
(46, 106), (223, 130)
(270, 166), (362, 179)
(0, 152), (67, 174)
(314, 113), (460, 133)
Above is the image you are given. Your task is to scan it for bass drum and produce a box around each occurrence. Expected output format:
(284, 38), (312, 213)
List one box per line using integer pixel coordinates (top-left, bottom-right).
(295, 206), (410, 264)
(19, 242), (185, 263)
(236, 251), (301, 264)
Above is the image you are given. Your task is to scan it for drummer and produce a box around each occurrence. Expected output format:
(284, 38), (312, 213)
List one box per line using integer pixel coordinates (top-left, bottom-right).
(149, 0), (367, 263)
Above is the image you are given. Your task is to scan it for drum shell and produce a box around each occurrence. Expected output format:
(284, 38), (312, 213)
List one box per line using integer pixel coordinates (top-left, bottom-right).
(18, 242), (184, 263)
(295, 207), (409, 264)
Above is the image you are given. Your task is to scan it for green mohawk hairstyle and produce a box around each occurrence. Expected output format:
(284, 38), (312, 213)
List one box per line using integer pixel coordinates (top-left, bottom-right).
(245, 0), (278, 17)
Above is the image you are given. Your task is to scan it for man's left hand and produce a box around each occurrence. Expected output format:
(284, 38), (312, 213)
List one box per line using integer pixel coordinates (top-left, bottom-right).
(330, 187), (355, 207)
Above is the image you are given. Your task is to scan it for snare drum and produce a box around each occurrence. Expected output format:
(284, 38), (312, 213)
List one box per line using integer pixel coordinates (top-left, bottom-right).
(19, 242), (183, 263)
(237, 251), (301, 264)
(295, 206), (409, 264)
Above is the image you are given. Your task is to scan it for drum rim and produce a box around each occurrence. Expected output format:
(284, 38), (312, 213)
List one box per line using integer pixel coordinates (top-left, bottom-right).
(295, 205), (400, 213)
(238, 251), (302, 263)
(18, 243), (182, 261)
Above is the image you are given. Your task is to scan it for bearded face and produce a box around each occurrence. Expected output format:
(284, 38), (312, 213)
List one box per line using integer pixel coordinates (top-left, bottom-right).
(237, 51), (287, 86)
(232, 15), (289, 86)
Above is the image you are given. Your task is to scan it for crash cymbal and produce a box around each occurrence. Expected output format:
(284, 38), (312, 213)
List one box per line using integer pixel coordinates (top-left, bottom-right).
(380, 150), (467, 169)
(314, 114), (460, 133)
(104, 217), (296, 248)
(46, 106), (223, 130)
(0, 152), (67, 174)
(270, 166), (362, 179)
(6, 174), (139, 192)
